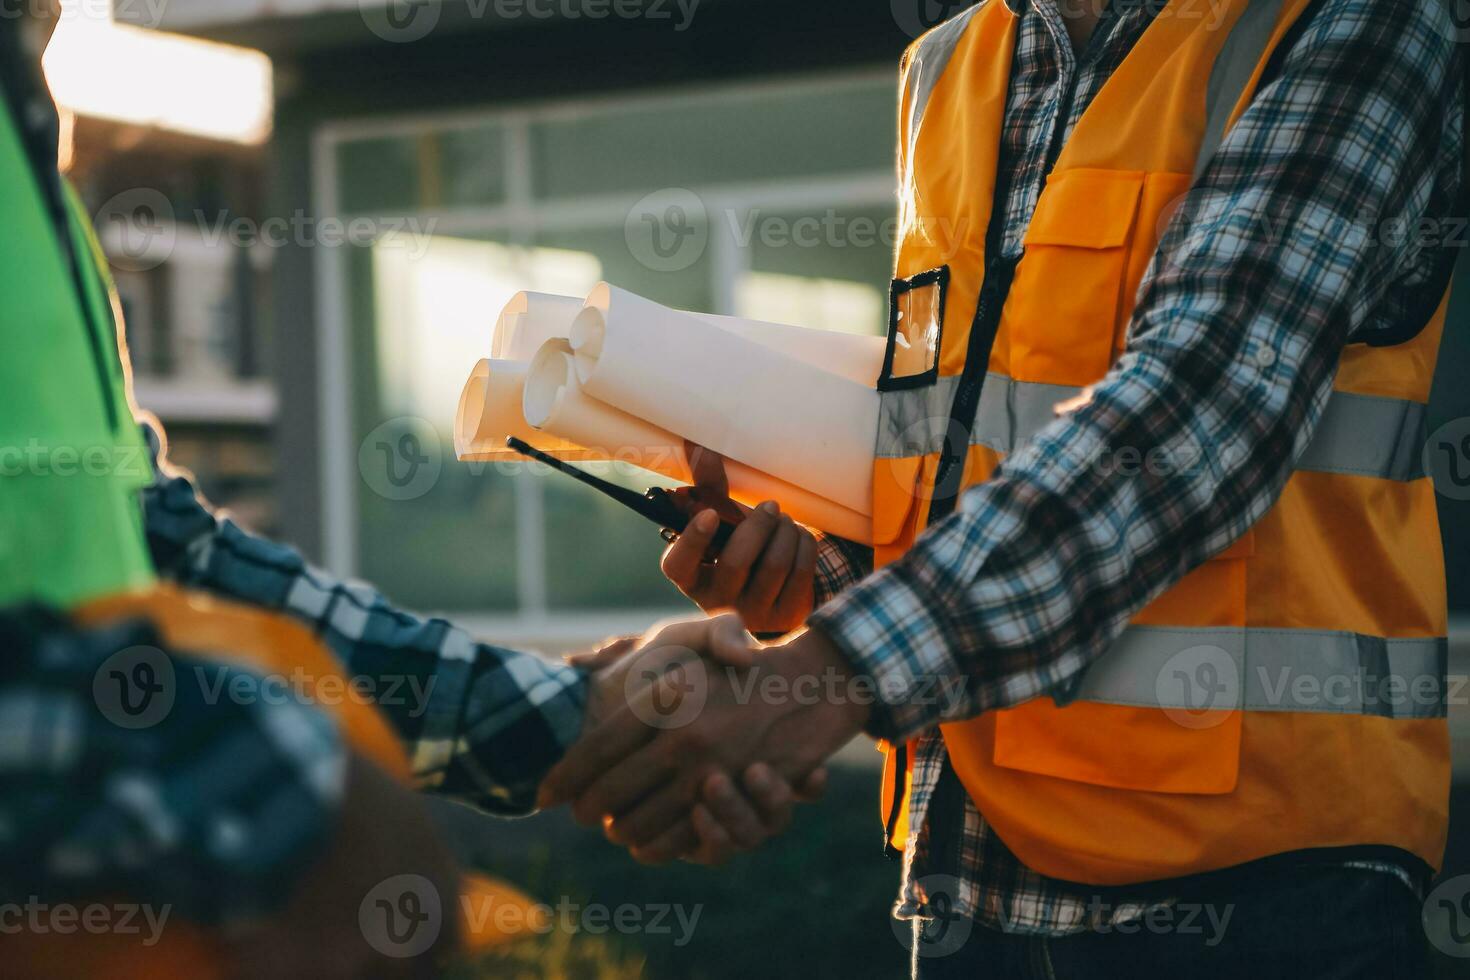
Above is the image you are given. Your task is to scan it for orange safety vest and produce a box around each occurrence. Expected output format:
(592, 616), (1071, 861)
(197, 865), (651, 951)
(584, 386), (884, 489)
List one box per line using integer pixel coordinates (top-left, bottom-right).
(873, 0), (1454, 886)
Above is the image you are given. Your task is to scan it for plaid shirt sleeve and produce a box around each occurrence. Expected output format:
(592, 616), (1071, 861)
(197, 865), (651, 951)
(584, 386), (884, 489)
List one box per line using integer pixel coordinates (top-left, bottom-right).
(812, 534), (874, 609)
(0, 605), (346, 924)
(140, 422), (588, 815)
(810, 1), (1464, 742)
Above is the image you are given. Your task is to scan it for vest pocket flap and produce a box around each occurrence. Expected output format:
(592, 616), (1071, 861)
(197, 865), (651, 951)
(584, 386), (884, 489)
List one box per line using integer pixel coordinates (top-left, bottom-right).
(872, 455), (926, 546)
(994, 699), (1242, 795)
(1022, 169), (1145, 249)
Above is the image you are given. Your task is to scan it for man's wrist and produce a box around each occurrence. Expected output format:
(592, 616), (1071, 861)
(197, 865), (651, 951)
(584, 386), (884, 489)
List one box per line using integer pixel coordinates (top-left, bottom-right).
(782, 625), (872, 735)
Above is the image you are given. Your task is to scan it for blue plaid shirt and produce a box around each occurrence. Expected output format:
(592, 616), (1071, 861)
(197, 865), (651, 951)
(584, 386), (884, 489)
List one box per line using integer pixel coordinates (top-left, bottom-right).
(808, 0), (1463, 935)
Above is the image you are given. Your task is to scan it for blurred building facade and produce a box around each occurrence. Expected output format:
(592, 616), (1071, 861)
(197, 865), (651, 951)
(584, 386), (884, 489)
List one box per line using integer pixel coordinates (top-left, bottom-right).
(112, 0), (1470, 643)
(68, 120), (280, 534)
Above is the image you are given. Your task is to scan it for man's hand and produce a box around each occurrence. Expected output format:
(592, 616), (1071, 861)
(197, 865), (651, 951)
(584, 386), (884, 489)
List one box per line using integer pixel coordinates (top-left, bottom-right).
(223, 754), (460, 980)
(662, 443), (817, 634)
(566, 622), (827, 865)
(542, 617), (869, 863)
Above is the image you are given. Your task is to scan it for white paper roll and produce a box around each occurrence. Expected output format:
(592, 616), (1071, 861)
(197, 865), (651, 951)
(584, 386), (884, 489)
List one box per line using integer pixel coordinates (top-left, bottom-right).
(570, 283), (879, 516)
(523, 341), (873, 543)
(492, 289), (884, 385)
(523, 342), (683, 474)
(454, 358), (596, 461)
(491, 292), (586, 363)
(695, 314), (886, 386)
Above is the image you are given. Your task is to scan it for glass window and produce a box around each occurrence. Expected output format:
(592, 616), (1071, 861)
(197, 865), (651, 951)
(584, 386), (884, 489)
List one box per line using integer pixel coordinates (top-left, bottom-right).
(738, 272), (886, 339)
(337, 136), (422, 214)
(339, 124), (509, 213)
(439, 126), (509, 208)
(528, 80), (894, 200)
(740, 203), (895, 336)
(351, 237), (528, 611)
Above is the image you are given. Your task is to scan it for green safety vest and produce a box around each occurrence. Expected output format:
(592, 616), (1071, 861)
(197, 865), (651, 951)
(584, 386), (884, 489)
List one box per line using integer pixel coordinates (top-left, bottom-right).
(0, 102), (156, 609)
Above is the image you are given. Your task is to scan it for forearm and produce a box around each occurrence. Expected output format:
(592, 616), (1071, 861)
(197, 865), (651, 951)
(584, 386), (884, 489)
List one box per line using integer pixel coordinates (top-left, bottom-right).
(140, 423), (587, 813)
(812, 0), (1462, 742)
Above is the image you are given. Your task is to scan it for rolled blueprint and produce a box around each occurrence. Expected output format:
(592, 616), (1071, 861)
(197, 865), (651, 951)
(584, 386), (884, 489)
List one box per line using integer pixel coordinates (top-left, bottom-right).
(523, 341), (873, 543)
(692, 314), (886, 386)
(491, 292), (587, 363)
(522, 342), (681, 471)
(454, 358), (596, 461)
(491, 291), (885, 386)
(569, 283), (879, 516)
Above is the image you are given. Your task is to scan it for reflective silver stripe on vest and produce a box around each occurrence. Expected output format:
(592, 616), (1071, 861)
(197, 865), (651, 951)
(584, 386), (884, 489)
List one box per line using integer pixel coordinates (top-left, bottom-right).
(1297, 390), (1427, 480)
(876, 373), (1429, 482)
(901, 5), (984, 165)
(1063, 626), (1448, 719)
(1195, 0), (1289, 178)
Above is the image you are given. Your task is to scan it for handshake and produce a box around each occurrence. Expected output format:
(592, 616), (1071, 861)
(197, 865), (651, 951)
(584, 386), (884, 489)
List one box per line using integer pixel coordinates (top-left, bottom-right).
(215, 456), (871, 978)
(541, 612), (871, 865)
(539, 448), (873, 864)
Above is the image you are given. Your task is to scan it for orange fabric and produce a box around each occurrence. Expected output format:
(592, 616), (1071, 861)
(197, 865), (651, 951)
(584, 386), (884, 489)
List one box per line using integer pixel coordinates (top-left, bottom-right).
(1335, 293), (1448, 402)
(949, 711), (1450, 886)
(873, 0), (1450, 883)
(10, 586), (539, 978)
(1007, 168), (1144, 386)
(879, 740), (916, 849)
(899, 7), (1014, 380)
(1247, 473), (1448, 638)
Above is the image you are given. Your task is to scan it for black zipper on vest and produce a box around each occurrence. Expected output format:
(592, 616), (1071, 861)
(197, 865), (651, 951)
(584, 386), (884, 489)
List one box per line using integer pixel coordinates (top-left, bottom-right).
(926, 255), (1019, 521)
(926, 9), (1100, 520)
(882, 742), (908, 858)
(881, 166), (1019, 859)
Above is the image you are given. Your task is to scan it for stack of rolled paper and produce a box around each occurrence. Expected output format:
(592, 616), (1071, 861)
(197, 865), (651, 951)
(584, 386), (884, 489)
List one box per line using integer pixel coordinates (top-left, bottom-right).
(454, 284), (883, 544)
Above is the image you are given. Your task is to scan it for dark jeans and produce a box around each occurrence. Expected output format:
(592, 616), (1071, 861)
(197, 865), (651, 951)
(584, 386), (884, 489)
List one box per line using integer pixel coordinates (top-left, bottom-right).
(910, 867), (1433, 979)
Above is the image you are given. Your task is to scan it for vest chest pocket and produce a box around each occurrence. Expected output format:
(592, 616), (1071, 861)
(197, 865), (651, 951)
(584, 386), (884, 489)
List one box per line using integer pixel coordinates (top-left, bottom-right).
(1005, 169), (1146, 388)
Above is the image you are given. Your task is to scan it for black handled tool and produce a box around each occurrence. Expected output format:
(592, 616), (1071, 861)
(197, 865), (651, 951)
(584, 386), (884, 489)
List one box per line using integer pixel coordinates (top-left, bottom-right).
(505, 437), (739, 549)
